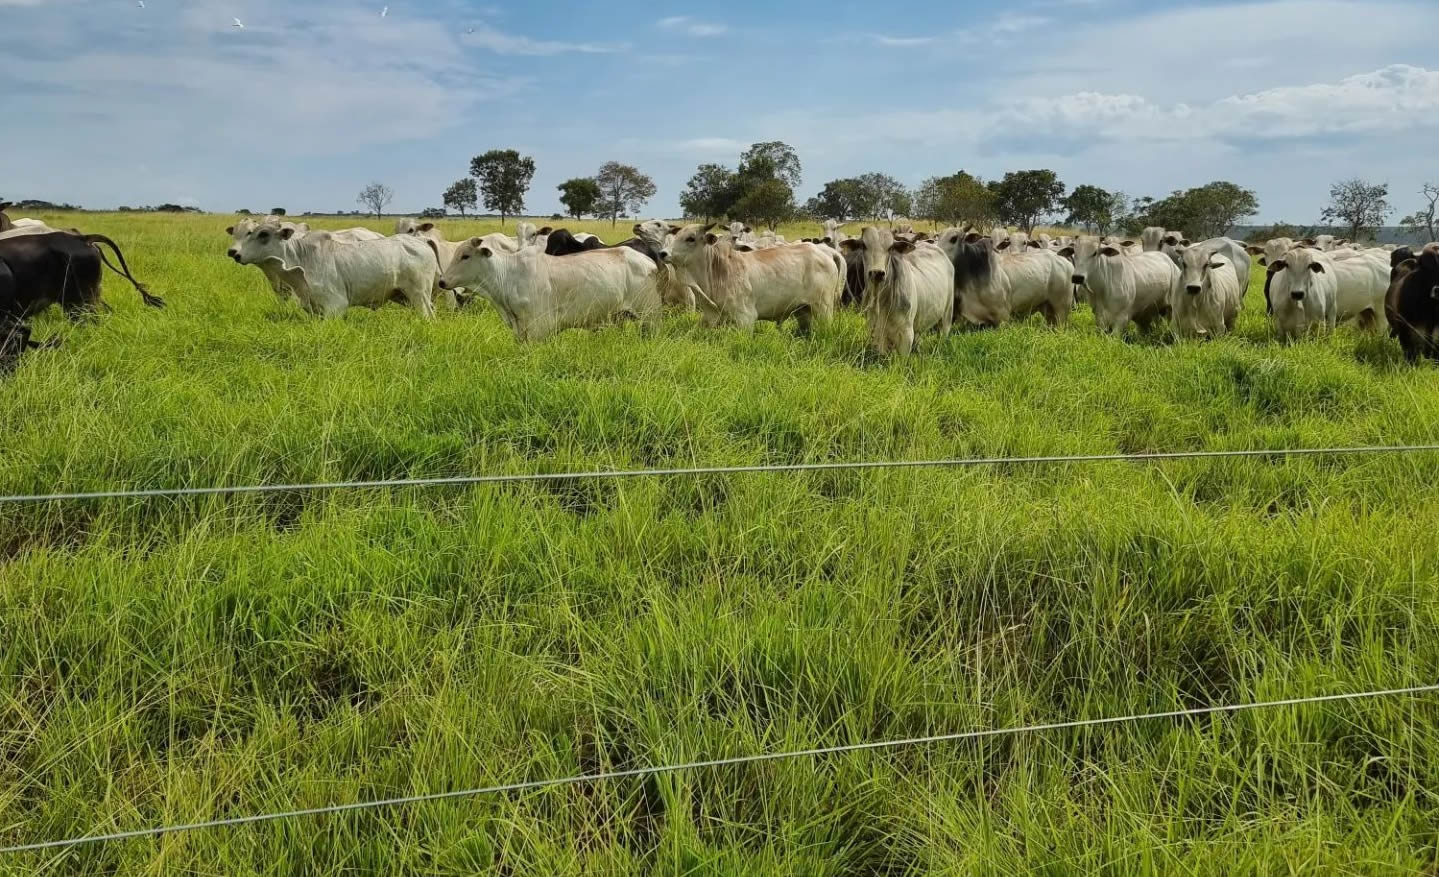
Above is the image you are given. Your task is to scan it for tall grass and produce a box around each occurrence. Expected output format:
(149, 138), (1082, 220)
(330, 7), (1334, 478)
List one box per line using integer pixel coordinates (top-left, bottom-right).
(1, 212), (1438, 873)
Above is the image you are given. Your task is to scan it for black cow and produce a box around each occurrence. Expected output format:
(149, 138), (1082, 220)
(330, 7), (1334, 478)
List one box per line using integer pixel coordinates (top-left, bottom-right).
(0, 232), (164, 321)
(0, 316), (60, 374)
(544, 227), (665, 267)
(947, 230), (997, 321)
(1387, 247), (1439, 363)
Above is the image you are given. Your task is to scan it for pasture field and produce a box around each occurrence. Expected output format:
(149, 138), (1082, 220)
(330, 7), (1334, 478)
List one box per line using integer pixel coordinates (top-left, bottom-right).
(4, 211), (1439, 874)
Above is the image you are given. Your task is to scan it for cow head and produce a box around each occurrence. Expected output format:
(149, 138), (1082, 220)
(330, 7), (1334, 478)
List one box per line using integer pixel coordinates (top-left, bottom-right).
(233, 221), (299, 266)
(657, 223), (716, 267)
(1177, 246), (1225, 296)
(839, 226), (901, 291)
(1274, 247), (1327, 302)
(436, 236), (498, 291)
(1069, 238), (1120, 287)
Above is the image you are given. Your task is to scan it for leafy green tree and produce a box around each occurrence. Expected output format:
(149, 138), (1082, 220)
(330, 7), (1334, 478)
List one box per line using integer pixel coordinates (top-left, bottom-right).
(557, 177), (602, 220)
(679, 164), (737, 222)
(987, 169), (1065, 232)
(1320, 178), (1391, 241)
(732, 179), (796, 230)
(443, 178), (478, 218)
(593, 162), (657, 226)
(469, 149), (537, 226)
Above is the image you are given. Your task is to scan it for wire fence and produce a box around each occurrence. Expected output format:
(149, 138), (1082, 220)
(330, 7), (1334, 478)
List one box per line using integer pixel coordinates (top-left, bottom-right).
(2, 443), (1437, 505)
(3, 683), (1434, 855)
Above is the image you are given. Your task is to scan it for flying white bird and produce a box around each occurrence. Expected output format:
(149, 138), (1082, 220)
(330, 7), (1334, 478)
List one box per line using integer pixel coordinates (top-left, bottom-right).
(137, 0), (144, 7)
(467, 27), (475, 34)
(380, 6), (388, 16)
(232, 17), (244, 28)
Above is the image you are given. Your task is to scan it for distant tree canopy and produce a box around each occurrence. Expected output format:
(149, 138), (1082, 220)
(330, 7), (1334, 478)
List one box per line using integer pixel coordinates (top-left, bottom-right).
(557, 177), (602, 220)
(680, 141), (801, 225)
(988, 170), (1065, 233)
(1126, 181), (1259, 239)
(419, 207), (447, 220)
(469, 149), (537, 226)
(1062, 184), (1126, 235)
(443, 178), (478, 218)
(1399, 183), (1438, 243)
(593, 163), (656, 226)
(914, 171), (996, 230)
(1321, 178), (1391, 241)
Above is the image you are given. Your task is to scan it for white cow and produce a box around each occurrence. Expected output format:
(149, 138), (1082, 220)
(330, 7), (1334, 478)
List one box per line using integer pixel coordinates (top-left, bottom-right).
(1141, 227), (1167, 253)
(0, 221), (64, 241)
(1064, 238), (1178, 335)
(1170, 247), (1242, 338)
(227, 218), (385, 299)
(936, 228), (1073, 327)
(822, 219), (850, 247)
(234, 225), (439, 319)
(436, 239), (661, 342)
(516, 222), (540, 248)
(1266, 247), (1388, 341)
(1159, 236), (1251, 298)
(661, 224), (843, 333)
(843, 226), (953, 355)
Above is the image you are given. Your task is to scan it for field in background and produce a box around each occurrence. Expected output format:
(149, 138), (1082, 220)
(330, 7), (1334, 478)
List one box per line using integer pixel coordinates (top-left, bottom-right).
(2, 212), (1439, 873)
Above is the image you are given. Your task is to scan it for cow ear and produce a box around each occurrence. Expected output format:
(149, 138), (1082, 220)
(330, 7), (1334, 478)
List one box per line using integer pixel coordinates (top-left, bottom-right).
(538, 226), (553, 235)
(1180, 239), (1191, 247)
(744, 226), (753, 234)
(1058, 246), (1075, 259)
(996, 240), (1011, 251)
(479, 246), (493, 258)
(419, 222), (435, 232)
(279, 227), (296, 240)
(1026, 240), (1041, 248)
(963, 232), (984, 244)
(1303, 238), (1317, 246)
(839, 239), (863, 253)
(225, 226), (234, 235)
(1121, 240), (1136, 247)
(1270, 259), (1287, 271)
(1099, 246), (1121, 257)
(469, 237), (482, 247)
(1245, 245), (1263, 255)
(1208, 262), (1225, 271)
(889, 240), (915, 254)
(1308, 262), (1325, 274)
(735, 243), (755, 252)
(669, 225), (683, 235)
(705, 232), (719, 245)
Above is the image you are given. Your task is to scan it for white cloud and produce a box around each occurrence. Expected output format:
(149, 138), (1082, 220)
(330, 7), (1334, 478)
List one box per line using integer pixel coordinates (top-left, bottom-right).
(870, 34), (935, 47)
(461, 22), (627, 55)
(657, 16), (728, 37)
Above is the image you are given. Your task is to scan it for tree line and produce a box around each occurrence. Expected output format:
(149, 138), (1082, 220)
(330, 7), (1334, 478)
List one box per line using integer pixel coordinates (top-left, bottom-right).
(322, 139), (1439, 242)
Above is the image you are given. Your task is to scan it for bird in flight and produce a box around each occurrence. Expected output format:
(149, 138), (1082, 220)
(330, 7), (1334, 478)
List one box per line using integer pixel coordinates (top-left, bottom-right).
(232, 17), (244, 28)
(136, 0), (144, 7)
(381, 6), (388, 16)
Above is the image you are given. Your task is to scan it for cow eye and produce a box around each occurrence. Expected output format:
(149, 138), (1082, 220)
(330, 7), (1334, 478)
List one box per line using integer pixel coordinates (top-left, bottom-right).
(687, 236), (696, 242)
(258, 232), (269, 241)
(461, 254), (470, 260)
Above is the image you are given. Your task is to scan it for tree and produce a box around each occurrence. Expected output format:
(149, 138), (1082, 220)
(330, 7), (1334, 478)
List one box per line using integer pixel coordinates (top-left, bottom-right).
(732, 179), (795, 230)
(806, 178), (867, 221)
(592, 163), (656, 226)
(357, 182), (393, 219)
(1320, 178), (1390, 242)
(1129, 181), (1259, 239)
(739, 141), (801, 191)
(469, 149), (537, 226)
(1399, 183), (1438, 243)
(443, 178), (478, 218)
(270, 207), (286, 216)
(855, 173), (911, 222)
(679, 164), (737, 222)
(987, 170), (1065, 232)
(914, 171), (997, 229)
(1062, 184), (1125, 234)
(557, 177), (602, 220)
(419, 207), (447, 220)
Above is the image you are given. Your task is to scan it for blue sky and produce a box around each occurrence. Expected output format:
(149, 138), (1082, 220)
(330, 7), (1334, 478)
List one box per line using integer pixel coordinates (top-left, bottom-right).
(3, 0), (1437, 223)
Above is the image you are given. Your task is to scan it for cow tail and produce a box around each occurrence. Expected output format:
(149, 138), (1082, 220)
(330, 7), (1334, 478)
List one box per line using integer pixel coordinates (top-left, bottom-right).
(828, 250), (846, 312)
(83, 235), (165, 309)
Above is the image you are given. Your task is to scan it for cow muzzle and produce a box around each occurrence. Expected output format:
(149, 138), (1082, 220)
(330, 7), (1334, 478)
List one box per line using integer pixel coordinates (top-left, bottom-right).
(437, 279), (451, 290)
(1291, 290), (1305, 301)
(227, 249), (241, 262)
(1186, 284), (1202, 295)
(1071, 275), (1084, 285)
(868, 269), (886, 284)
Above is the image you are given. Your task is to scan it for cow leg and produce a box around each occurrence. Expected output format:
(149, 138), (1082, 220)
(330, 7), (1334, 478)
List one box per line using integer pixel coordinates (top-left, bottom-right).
(792, 306), (813, 337)
(401, 287), (435, 320)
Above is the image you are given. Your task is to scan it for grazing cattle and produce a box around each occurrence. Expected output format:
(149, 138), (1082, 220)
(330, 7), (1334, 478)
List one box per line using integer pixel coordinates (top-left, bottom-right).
(660, 224), (842, 333)
(397, 221), (518, 270)
(1141, 227), (1168, 253)
(0, 231), (164, 320)
(516, 222), (540, 248)
(544, 229), (607, 256)
(1386, 246), (1439, 362)
(546, 227), (693, 309)
(727, 221), (755, 243)
(822, 219), (850, 247)
(1266, 247), (1388, 341)
(1170, 247), (1242, 338)
(436, 239), (661, 341)
(234, 225), (438, 319)
(936, 228), (1072, 327)
(843, 226), (953, 355)
(1063, 238), (1177, 335)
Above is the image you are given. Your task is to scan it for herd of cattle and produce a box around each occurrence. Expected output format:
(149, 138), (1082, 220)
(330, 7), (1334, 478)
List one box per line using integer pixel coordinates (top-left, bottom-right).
(4, 200), (1439, 372)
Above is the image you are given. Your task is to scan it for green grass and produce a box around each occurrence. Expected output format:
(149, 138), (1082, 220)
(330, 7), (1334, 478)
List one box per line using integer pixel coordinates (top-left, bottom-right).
(2, 211), (1439, 874)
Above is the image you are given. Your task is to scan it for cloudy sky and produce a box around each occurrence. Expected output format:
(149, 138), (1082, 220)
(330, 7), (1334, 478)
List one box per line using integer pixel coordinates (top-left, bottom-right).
(4, 0), (1437, 223)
